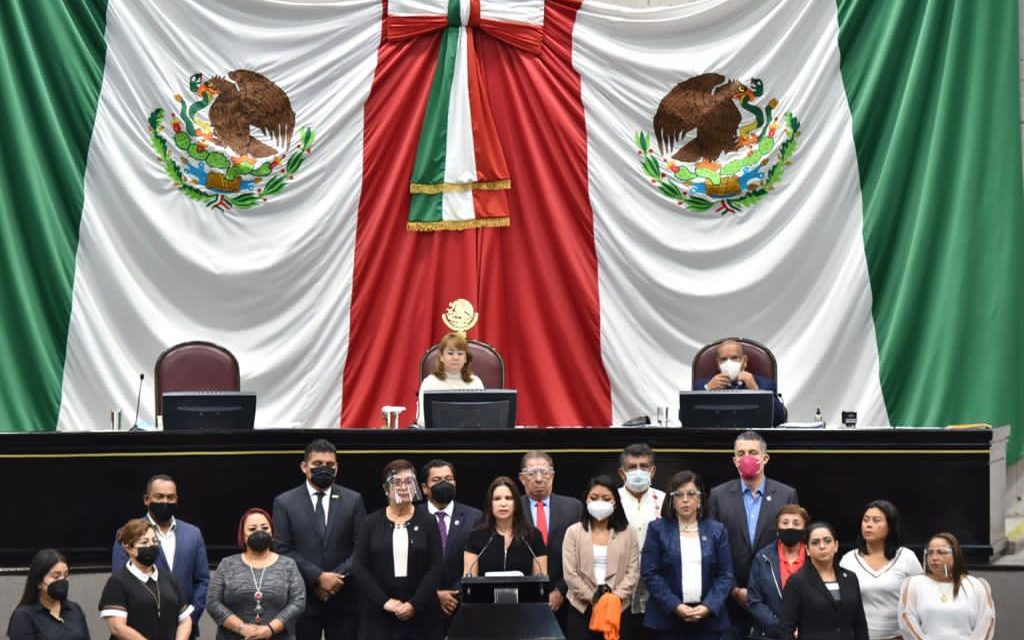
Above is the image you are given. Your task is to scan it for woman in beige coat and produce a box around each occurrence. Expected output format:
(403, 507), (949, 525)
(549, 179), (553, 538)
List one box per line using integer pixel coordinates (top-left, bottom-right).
(563, 475), (641, 640)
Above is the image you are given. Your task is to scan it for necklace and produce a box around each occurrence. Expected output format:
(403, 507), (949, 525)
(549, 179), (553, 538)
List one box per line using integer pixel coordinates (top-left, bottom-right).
(938, 582), (953, 603)
(679, 522), (698, 533)
(142, 576), (161, 617)
(249, 564), (267, 622)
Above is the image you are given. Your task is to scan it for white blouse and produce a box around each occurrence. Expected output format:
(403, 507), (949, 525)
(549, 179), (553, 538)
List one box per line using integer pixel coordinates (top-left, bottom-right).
(679, 534), (702, 604)
(392, 525), (409, 578)
(898, 574), (995, 640)
(593, 544), (608, 586)
(839, 547), (923, 639)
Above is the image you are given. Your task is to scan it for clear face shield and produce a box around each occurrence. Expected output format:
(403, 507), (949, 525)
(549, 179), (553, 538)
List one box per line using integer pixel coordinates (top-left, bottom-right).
(384, 471), (422, 505)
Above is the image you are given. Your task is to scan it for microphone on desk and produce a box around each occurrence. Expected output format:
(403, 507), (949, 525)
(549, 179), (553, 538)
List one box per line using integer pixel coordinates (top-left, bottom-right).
(129, 373), (145, 431)
(464, 532), (497, 577)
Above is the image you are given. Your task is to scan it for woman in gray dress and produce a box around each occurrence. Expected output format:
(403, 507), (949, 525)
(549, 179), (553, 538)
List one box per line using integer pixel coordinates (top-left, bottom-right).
(207, 508), (306, 640)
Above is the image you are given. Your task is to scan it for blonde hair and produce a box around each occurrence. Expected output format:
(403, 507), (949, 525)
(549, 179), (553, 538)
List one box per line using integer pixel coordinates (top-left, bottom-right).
(432, 332), (474, 383)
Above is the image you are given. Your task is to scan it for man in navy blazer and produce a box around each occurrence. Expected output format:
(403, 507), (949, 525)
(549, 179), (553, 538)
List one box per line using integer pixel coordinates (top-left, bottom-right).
(518, 450), (583, 630)
(693, 339), (787, 425)
(416, 459), (482, 627)
(273, 439), (366, 640)
(111, 474), (209, 637)
(708, 431), (799, 640)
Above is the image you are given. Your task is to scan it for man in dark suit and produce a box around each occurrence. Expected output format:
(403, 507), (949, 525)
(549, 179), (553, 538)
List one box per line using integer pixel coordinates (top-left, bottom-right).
(708, 431), (799, 640)
(111, 474), (209, 638)
(693, 339), (787, 424)
(416, 458), (482, 629)
(518, 450), (583, 630)
(273, 439), (366, 640)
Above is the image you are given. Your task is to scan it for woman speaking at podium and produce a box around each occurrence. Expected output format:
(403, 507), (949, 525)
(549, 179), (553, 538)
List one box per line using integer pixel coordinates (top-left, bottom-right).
(464, 477), (548, 577)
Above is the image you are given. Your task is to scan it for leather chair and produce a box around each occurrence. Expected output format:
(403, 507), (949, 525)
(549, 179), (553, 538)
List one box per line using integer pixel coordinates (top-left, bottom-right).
(419, 339), (506, 390)
(691, 337), (778, 386)
(154, 341), (240, 416)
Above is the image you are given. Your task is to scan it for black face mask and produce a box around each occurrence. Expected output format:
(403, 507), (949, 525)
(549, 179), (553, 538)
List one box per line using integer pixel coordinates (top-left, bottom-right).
(310, 466), (336, 489)
(778, 528), (808, 547)
(247, 531), (273, 552)
(149, 502), (177, 524)
(46, 579), (69, 602)
(135, 545), (160, 567)
(429, 481), (456, 505)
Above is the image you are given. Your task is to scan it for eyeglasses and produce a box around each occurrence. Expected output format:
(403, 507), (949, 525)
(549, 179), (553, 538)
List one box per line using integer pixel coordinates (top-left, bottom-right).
(520, 468), (554, 478)
(808, 537), (835, 547)
(925, 548), (953, 556)
(671, 490), (701, 499)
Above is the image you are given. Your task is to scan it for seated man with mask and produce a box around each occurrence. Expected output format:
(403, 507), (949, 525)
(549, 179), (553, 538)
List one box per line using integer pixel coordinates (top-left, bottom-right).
(693, 339), (787, 425)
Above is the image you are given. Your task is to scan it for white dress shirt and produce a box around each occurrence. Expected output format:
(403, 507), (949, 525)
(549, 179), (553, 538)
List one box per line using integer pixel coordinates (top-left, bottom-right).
(147, 515), (177, 571)
(680, 534), (702, 604)
(306, 482), (331, 523)
(618, 486), (664, 613)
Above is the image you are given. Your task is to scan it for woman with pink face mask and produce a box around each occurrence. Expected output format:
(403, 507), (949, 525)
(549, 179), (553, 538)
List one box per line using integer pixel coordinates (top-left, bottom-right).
(898, 533), (994, 640)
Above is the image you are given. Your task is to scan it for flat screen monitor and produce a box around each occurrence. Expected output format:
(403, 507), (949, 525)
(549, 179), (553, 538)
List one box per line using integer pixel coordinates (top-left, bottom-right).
(162, 391), (256, 431)
(424, 389), (517, 430)
(678, 390), (774, 429)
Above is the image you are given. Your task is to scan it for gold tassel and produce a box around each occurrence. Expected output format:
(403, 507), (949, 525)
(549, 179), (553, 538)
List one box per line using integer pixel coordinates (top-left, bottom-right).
(407, 217), (511, 232)
(410, 179), (512, 195)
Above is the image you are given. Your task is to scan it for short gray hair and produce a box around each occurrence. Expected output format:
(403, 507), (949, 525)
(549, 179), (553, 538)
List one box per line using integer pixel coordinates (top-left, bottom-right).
(734, 430), (767, 454)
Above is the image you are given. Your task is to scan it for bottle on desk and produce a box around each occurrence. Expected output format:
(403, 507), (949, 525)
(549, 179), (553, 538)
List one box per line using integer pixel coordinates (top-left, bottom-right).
(814, 407), (825, 427)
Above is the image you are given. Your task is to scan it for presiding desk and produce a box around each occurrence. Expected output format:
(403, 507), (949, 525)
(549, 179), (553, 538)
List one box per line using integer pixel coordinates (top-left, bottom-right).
(0, 426), (1007, 568)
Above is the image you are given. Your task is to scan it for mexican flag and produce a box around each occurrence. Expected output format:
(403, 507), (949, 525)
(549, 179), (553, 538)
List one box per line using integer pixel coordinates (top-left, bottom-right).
(1, 0), (1021, 461)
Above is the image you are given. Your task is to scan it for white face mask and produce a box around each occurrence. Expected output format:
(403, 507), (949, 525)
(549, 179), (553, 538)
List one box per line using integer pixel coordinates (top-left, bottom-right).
(719, 358), (742, 381)
(624, 469), (652, 493)
(587, 500), (615, 521)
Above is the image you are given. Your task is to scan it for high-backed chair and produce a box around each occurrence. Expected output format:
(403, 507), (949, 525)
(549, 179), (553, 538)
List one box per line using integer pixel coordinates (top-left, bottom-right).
(154, 341), (240, 416)
(691, 337), (778, 386)
(419, 339), (506, 390)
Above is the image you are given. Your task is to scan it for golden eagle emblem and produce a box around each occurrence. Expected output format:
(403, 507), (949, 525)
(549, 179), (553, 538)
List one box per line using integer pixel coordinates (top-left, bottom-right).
(147, 69), (315, 211)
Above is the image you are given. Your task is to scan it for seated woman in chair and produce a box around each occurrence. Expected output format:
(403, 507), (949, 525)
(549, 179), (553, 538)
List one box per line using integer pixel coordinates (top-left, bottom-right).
(416, 332), (484, 426)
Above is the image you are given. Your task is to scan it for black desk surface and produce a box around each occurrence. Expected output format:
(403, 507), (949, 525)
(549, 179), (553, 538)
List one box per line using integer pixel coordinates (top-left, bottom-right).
(0, 427), (996, 567)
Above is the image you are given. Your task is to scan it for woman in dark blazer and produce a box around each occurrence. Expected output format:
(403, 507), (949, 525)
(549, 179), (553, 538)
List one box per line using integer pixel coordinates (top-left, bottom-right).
(779, 522), (868, 640)
(641, 470), (733, 640)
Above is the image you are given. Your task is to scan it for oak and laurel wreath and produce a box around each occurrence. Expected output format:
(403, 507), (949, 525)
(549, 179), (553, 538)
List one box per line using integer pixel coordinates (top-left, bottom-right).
(147, 108), (315, 210)
(636, 112), (801, 214)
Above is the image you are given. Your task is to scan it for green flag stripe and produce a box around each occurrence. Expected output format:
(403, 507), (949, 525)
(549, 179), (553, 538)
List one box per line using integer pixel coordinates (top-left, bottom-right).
(836, 0), (1024, 461)
(0, 0), (110, 431)
(408, 25), (462, 224)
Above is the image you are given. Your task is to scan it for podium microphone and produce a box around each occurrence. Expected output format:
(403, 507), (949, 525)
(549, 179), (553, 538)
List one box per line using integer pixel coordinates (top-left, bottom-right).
(464, 532), (497, 577)
(525, 539), (546, 577)
(129, 373), (145, 431)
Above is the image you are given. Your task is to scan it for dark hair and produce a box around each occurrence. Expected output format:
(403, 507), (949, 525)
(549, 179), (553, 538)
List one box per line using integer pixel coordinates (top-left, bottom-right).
(479, 476), (532, 540)
(520, 450), (553, 470)
(855, 499), (903, 560)
(927, 532), (968, 598)
(381, 459), (416, 485)
(236, 508), (273, 550)
(579, 475), (629, 532)
(8, 549), (68, 633)
(145, 474), (176, 495)
(734, 430), (767, 453)
(806, 521), (840, 569)
(420, 458), (456, 483)
(304, 438), (336, 461)
(661, 470), (706, 521)
(776, 504), (811, 528)
(619, 443), (655, 468)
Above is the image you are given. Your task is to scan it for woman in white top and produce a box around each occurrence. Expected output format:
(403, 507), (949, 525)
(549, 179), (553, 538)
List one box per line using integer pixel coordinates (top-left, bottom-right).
(839, 500), (922, 639)
(562, 475), (640, 640)
(899, 532), (994, 640)
(416, 332), (484, 426)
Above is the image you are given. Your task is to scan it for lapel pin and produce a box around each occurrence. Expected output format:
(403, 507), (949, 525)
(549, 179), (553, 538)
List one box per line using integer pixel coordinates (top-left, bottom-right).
(766, 495), (772, 502)
(331, 494), (339, 500)
(413, 525), (419, 532)
(454, 520), (460, 526)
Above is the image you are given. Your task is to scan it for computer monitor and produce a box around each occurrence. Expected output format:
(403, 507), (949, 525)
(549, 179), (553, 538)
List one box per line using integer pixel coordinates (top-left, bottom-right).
(423, 389), (517, 429)
(678, 390), (774, 429)
(162, 391), (257, 431)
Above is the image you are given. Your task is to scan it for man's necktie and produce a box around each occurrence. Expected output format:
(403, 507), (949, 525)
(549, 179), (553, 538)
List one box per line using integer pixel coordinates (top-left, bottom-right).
(535, 501), (548, 544)
(315, 491), (327, 536)
(436, 511), (448, 556)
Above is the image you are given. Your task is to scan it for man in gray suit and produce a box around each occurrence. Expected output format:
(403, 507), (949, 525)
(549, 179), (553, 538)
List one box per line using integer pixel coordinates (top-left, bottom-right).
(518, 450), (583, 631)
(708, 430), (799, 640)
(273, 439), (366, 640)
(416, 458), (482, 631)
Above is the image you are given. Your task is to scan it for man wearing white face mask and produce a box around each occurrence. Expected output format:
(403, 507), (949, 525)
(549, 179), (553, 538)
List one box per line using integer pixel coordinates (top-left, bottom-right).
(616, 444), (664, 640)
(693, 339), (787, 425)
